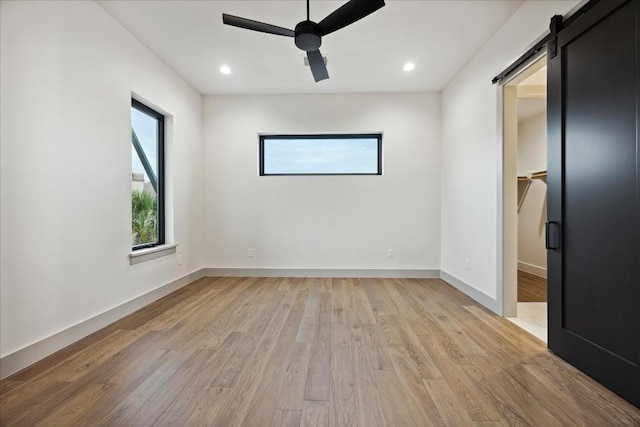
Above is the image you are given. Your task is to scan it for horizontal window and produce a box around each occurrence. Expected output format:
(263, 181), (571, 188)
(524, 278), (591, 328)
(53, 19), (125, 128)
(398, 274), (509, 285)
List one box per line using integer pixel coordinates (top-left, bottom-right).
(260, 134), (382, 176)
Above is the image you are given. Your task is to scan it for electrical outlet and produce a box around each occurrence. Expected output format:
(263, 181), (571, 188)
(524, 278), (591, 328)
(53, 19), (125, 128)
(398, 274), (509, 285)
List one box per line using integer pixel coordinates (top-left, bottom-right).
(387, 249), (395, 258)
(177, 254), (183, 265)
(248, 248), (255, 258)
(465, 259), (470, 271)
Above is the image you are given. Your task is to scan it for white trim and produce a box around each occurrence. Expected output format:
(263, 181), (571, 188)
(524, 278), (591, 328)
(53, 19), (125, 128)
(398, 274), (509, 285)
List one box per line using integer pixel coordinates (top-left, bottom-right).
(205, 268), (439, 279)
(129, 244), (178, 265)
(501, 83), (520, 318)
(497, 52), (548, 319)
(0, 268), (204, 379)
(496, 82), (507, 318)
(440, 270), (501, 315)
(517, 261), (547, 278)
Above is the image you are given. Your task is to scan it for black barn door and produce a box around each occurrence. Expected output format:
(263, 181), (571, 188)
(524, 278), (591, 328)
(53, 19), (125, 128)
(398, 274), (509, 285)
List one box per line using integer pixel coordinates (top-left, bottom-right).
(547, 0), (639, 407)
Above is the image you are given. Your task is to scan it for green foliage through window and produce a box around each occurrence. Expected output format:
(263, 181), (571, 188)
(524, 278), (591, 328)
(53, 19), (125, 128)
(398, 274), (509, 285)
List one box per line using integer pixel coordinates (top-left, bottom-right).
(132, 190), (157, 246)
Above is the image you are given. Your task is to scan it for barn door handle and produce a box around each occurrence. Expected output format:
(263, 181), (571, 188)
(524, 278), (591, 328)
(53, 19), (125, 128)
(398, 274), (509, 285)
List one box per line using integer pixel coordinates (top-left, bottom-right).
(546, 221), (560, 250)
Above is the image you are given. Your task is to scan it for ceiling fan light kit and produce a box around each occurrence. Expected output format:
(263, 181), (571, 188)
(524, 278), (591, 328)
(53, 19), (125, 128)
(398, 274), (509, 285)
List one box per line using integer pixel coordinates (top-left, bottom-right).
(222, 0), (385, 83)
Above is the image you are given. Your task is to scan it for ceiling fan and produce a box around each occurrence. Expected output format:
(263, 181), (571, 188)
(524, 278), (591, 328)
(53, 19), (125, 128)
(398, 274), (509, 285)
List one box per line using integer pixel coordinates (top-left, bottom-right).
(222, 0), (385, 82)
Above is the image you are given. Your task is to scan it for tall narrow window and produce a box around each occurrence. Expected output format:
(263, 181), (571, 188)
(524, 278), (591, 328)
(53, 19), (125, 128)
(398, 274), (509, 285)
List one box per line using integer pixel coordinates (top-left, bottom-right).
(260, 134), (382, 176)
(131, 99), (164, 250)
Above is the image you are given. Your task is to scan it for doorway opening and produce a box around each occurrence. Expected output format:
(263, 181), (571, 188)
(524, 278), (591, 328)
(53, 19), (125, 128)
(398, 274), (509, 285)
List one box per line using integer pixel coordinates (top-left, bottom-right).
(501, 55), (548, 342)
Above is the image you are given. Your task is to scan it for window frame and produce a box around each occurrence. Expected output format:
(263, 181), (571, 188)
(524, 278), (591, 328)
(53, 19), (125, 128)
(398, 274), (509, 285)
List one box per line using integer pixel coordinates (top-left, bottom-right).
(131, 98), (165, 251)
(259, 133), (383, 176)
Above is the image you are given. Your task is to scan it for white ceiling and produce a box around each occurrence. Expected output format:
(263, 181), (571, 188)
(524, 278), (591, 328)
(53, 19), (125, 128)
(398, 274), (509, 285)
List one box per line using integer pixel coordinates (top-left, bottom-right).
(518, 98), (546, 122)
(98, 0), (524, 95)
(517, 65), (547, 122)
(520, 66), (546, 87)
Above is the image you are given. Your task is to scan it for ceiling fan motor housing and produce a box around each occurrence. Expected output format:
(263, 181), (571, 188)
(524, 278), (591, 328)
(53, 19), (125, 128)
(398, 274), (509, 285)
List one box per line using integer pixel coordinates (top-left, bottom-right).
(294, 20), (321, 51)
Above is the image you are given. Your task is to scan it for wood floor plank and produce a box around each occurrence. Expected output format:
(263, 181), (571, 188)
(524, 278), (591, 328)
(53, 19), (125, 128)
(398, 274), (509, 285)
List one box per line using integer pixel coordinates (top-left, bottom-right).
(236, 287), (310, 427)
(485, 369), (565, 426)
(410, 292), (487, 358)
(374, 369), (429, 427)
(379, 312), (442, 379)
(296, 288), (320, 343)
(384, 279), (431, 336)
(464, 305), (543, 355)
(416, 333), (502, 423)
(360, 323), (394, 371)
(348, 278), (377, 325)
(386, 344), (444, 426)
(151, 332), (243, 426)
(302, 400), (329, 427)
(274, 342), (313, 410)
(71, 337), (176, 425)
(347, 311), (387, 427)
(210, 291), (283, 388)
(212, 288), (299, 427)
(532, 355), (640, 425)
(329, 323), (358, 427)
(140, 277), (229, 333)
(460, 360), (531, 426)
(0, 380), (22, 405)
(33, 382), (113, 427)
(304, 291), (331, 401)
(113, 283), (202, 331)
(517, 270), (547, 302)
(208, 290), (304, 427)
(394, 280), (472, 365)
(507, 364), (589, 426)
(423, 378), (474, 426)
(1, 330), (166, 427)
(47, 329), (148, 383)
(377, 313), (403, 346)
(155, 277), (255, 350)
(98, 351), (183, 426)
(0, 381), (71, 426)
(330, 279), (347, 324)
(270, 408), (302, 427)
(276, 278), (290, 291)
(361, 278), (398, 318)
(120, 349), (216, 426)
(183, 386), (231, 426)
(2, 276), (638, 427)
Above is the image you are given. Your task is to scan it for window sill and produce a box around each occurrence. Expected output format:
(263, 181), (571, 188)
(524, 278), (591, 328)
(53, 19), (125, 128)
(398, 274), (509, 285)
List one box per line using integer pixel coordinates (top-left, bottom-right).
(129, 244), (178, 265)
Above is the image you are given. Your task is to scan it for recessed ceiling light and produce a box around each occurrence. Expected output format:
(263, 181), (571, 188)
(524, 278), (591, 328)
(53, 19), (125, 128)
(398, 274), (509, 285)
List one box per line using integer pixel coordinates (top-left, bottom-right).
(220, 65), (231, 75)
(403, 62), (415, 72)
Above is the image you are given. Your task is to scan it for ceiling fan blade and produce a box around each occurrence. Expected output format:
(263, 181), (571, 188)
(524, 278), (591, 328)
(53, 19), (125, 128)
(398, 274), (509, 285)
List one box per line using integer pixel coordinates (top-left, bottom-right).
(307, 50), (329, 82)
(222, 14), (295, 37)
(317, 0), (385, 36)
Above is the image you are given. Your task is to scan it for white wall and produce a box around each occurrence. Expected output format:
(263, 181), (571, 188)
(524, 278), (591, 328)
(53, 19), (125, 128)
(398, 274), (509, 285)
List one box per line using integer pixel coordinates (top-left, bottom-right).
(440, 0), (580, 309)
(203, 94), (440, 271)
(0, 0), (204, 371)
(517, 112), (547, 275)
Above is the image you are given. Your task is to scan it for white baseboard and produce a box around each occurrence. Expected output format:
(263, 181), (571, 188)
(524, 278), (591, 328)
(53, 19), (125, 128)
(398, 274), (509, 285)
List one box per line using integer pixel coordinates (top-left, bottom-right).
(0, 268), (205, 380)
(439, 270), (501, 315)
(204, 267), (440, 279)
(517, 261), (547, 278)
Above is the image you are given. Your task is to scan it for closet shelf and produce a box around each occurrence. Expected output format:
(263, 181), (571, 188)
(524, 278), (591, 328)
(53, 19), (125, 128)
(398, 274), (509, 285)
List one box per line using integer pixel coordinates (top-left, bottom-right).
(530, 170), (547, 180)
(517, 170), (547, 212)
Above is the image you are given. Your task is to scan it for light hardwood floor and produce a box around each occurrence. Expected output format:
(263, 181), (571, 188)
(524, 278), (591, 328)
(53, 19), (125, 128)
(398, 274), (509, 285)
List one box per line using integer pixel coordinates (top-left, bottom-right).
(1, 277), (638, 426)
(517, 270), (547, 302)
